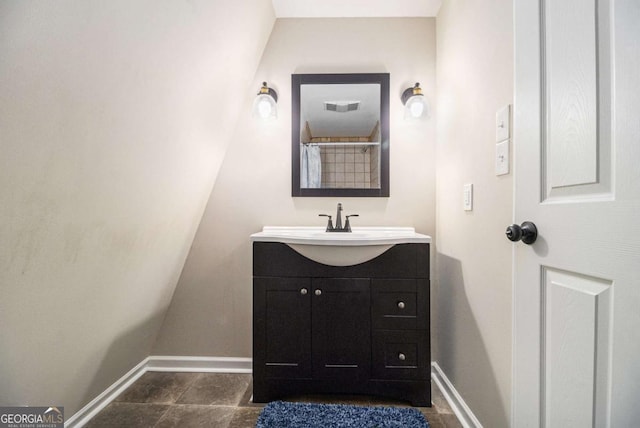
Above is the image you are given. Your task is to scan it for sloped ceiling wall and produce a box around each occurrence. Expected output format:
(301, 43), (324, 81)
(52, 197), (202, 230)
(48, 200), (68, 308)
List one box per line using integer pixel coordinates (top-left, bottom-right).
(0, 0), (274, 416)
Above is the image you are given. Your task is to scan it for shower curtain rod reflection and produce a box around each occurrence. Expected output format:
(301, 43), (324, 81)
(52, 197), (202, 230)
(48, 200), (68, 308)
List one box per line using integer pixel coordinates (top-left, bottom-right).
(301, 142), (380, 146)
(301, 141), (378, 153)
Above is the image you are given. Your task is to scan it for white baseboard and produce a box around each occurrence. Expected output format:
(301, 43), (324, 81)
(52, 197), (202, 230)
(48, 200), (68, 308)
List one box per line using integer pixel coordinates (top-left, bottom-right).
(431, 361), (483, 428)
(145, 356), (252, 373)
(65, 357), (150, 428)
(65, 356), (252, 428)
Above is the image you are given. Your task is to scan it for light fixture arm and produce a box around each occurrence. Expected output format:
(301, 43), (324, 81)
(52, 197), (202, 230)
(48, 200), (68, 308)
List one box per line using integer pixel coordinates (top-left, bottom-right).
(401, 82), (427, 119)
(401, 82), (423, 105)
(258, 82), (278, 103)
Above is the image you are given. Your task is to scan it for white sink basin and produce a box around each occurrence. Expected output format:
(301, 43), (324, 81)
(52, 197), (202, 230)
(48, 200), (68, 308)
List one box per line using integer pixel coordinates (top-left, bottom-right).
(250, 226), (431, 266)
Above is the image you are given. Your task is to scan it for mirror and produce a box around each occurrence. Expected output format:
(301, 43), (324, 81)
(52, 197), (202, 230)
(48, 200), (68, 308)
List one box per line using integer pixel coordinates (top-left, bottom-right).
(291, 73), (390, 197)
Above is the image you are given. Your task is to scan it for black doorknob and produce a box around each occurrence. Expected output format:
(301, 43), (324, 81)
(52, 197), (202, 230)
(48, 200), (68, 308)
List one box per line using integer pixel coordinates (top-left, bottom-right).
(506, 221), (538, 245)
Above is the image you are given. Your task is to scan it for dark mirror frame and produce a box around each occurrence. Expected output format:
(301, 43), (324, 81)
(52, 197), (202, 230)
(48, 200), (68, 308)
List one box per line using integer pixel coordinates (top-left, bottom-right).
(291, 73), (390, 197)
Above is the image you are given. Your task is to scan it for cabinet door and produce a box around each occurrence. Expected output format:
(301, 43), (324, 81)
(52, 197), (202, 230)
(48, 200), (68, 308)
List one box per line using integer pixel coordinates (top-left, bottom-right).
(311, 278), (370, 380)
(254, 277), (312, 379)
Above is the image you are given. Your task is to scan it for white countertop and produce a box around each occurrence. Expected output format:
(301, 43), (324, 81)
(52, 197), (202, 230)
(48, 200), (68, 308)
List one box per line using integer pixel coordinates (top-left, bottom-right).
(250, 226), (431, 246)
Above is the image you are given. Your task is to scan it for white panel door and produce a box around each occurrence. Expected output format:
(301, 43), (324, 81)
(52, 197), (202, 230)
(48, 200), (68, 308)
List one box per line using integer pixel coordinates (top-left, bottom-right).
(513, 0), (640, 427)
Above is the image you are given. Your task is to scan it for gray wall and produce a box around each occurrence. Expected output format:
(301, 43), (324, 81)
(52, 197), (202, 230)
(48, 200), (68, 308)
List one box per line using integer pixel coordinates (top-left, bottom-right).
(0, 0), (274, 415)
(153, 18), (437, 357)
(434, 0), (514, 426)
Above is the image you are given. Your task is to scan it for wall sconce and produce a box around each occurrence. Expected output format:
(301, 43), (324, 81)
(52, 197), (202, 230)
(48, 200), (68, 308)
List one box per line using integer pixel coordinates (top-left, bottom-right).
(401, 82), (427, 119)
(253, 82), (278, 120)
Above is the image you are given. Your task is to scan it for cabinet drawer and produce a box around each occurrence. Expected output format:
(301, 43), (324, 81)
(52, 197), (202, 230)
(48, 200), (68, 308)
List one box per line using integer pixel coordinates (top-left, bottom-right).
(372, 279), (428, 330)
(372, 330), (429, 380)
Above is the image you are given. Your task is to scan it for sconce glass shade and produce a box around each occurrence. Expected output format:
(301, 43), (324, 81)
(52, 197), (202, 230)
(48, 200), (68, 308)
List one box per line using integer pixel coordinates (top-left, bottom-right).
(253, 82), (278, 120)
(401, 82), (427, 119)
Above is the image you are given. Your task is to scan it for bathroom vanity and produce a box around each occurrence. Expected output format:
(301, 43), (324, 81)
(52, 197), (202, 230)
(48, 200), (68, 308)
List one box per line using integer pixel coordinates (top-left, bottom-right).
(251, 227), (431, 406)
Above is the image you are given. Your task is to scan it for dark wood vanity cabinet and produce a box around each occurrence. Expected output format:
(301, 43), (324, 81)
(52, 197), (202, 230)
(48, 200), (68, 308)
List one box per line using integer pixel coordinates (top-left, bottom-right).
(252, 242), (430, 406)
(253, 277), (370, 381)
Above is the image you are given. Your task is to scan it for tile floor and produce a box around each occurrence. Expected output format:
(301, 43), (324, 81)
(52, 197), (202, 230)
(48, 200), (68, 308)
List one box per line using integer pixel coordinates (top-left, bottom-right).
(85, 372), (462, 428)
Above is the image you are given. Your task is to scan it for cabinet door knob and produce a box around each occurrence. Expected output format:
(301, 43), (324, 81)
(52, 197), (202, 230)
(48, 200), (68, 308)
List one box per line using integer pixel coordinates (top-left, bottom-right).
(398, 353), (406, 361)
(300, 288), (308, 295)
(315, 289), (322, 296)
(397, 301), (405, 309)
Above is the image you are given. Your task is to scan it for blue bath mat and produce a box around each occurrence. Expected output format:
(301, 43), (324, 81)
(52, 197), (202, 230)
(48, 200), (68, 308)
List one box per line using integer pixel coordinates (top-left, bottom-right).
(256, 401), (429, 428)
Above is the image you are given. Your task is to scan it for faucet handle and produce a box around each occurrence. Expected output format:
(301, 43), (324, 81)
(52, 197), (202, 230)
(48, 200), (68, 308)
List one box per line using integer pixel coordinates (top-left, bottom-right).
(344, 214), (359, 232)
(318, 214), (334, 232)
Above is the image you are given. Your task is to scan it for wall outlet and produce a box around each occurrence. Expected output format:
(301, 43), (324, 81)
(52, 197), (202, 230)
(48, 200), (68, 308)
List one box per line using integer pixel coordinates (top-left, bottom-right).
(463, 183), (473, 211)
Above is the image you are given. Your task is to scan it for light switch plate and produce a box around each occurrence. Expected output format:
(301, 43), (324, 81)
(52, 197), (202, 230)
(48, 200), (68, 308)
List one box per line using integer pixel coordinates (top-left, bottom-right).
(496, 104), (511, 142)
(463, 183), (473, 211)
(496, 140), (510, 175)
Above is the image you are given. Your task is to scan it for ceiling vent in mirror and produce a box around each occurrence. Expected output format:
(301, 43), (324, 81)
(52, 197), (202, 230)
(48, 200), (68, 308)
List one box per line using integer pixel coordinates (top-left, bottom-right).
(324, 101), (360, 113)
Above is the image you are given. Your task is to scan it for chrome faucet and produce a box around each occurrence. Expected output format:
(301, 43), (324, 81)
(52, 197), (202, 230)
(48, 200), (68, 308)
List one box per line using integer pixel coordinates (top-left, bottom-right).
(319, 203), (359, 232)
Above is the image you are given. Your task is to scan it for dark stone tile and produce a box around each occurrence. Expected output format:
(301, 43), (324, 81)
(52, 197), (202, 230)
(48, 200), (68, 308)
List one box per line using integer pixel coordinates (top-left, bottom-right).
(419, 404), (440, 416)
(95, 373), (455, 427)
(116, 372), (199, 404)
(154, 405), (235, 428)
(228, 407), (263, 428)
(238, 379), (264, 408)
(424, 414), (445, 428)
(440, 413), (464, 427)
(431, 384), (455, 414)
(84, 402), (169, 428)
(176, 373), (251, 406)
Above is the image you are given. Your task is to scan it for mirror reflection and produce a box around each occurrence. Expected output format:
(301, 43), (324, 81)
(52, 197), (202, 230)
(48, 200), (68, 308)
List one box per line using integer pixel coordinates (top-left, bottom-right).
(292, 73), (389, 197)
(300, 84), (381, 189)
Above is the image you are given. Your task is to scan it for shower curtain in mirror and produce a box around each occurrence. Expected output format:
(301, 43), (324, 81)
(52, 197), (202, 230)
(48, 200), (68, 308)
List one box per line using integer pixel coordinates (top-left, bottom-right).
(301, 144), (322, 188)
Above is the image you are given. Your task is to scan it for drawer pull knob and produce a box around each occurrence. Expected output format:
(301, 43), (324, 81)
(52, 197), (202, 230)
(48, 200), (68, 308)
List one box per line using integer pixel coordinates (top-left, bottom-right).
(300, 288), (308, 295)
(397, 301), (406, 309)
(315, 289), (322, 296)
(398, 353), (406, 361)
